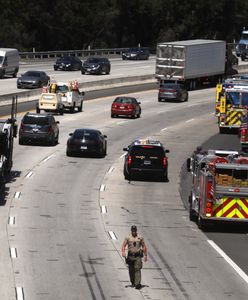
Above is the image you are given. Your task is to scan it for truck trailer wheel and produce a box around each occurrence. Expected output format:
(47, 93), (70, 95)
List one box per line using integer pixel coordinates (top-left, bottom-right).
(36, 106), (40, 113)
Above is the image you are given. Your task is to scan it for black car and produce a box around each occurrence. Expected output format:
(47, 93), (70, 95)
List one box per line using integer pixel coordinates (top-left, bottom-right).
(123, 139), (169, 181)
(19, 113), (59, 145)
(66, 128), (107, 157)
(17, 71), (50, 89)
(158, 83), (188, 102)
(81, 57), (111, 75)
(122, 47), (150, 60)
(54, 56), (82, 71)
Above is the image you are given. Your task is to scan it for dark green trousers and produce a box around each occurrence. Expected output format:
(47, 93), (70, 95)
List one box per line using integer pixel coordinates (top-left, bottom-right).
(128, 256), (142, 286)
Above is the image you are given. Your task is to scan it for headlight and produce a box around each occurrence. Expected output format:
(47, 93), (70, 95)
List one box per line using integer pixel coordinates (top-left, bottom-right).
(131, 53), (136, 57)
(66, 64), (71, 67)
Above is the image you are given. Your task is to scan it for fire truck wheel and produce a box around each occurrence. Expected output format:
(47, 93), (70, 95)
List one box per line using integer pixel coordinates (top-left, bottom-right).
(197, 215), (206, 231)
(219, 127), (226, 134)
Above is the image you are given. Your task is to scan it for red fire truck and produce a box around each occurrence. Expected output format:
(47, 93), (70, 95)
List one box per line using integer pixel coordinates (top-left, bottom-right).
(187, 149), (248, 229)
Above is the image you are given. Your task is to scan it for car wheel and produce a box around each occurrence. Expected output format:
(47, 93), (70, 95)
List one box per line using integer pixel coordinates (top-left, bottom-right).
(185, 94), (189, 102)
(111, 114), (116, 118)
(81, 70), (85, 74)
(158, 98), (162, 102)
(66, 150), (72, 157)
(98, 67), (103, 75)
(78, 101), (83, 112)
(13, 69), (18, 78)
(70, 103), (75, 113)
(55, 133), (59, 144)
(19, 138), (24, 145)
(0, 70), (5, 79)
(162, 172), (168, 182)
(124, 169), (131, 180)
(36, 106), (40, 113)
(59, 107), (64, 115)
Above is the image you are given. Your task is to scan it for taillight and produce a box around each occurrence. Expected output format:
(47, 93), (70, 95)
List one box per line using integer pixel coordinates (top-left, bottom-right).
(48, 126), (53, 133)
(205, 201), (213, 217)
(163, 157), (167, 167)
(112, 104), (118, 109)
(127, 105), (134, 109)
(241, 128), (247, 142)
(128, 155), (132, 165)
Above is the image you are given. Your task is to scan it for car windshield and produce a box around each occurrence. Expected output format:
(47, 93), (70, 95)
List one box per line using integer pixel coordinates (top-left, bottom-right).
(24, 71), (41, 77)
(114, 97), (135, 104)
(86, 58), (102, 63)
(73, 130), (99, 139)
(130, 146), (164, 157)
(23, 116), (49, 125)
(227, 91), (248, 106)
(161, 84), (179, 89)
(57, 85), (69, 92)
(241, 33), (248, 40)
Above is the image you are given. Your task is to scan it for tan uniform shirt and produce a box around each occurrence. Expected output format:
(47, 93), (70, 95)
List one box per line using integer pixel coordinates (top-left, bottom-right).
(124, 234), (144, 254)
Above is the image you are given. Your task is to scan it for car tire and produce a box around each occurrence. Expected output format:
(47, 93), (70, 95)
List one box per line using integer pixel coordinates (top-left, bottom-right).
(59, 107), (64, 115)
(158, 98), (162, 102)
(185, 94), (189, 102)
(19, 138), (24, 145)
(36, 106), (40, 113)
(111, 114), (116, 118)
(13, 69), (18, 78)
(81, 70), (85, 74)
(55, 133), (59, 144)
(66, 151), (71, 157)
(78, 101), (83, 112)
(70, 103), (75, 113)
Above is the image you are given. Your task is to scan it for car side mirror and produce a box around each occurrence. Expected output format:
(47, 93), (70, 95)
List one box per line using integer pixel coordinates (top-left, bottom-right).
(81, 91), (85, 96)
(56, 121), (60, 124)
(123, 147), (128, 151)
(138, 102), (141, 104)
(186, 158), (191, 172)
(165, 149), (170, 153)
(103, 135), (107, 138)
(69, 133), (73, 136)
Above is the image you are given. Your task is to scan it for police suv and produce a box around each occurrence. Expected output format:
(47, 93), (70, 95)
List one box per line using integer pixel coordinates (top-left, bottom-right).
(123, 139), (169, 181)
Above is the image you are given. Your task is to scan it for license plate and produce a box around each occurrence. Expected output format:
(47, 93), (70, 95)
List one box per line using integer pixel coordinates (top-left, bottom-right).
(120, 106), (125, 109)
(87, 69), (91, 71)
(80, 146), (87, 150)
(144, 160), (151, 165)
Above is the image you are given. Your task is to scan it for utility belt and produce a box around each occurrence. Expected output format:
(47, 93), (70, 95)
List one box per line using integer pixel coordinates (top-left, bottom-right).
(128, 250), (143, 258)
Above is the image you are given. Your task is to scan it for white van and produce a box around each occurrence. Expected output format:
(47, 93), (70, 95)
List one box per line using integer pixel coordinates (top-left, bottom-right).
(0, 48), (19, 79)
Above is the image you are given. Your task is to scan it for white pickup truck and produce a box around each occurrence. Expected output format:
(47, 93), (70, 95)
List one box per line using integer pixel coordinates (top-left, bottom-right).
(54, 81), (84, 113)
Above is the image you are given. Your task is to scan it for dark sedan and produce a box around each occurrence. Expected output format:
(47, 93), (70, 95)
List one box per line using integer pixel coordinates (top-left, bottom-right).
(81, 57), (110, 75)
(54, 56), (82, 71)
(66, 128), (107, 157)
(122, 47), (149, 60)
(17, 71), (50, 89)
(111, 96), (141, 118)
(158, 83), (188, 102)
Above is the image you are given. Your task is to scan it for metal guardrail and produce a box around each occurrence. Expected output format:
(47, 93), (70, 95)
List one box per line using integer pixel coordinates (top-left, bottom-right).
(19, 48), (156, 60)
(19, 43), (237, 60)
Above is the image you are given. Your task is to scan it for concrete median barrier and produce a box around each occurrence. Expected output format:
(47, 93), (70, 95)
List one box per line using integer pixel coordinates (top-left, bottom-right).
(0, 74), (156, 107)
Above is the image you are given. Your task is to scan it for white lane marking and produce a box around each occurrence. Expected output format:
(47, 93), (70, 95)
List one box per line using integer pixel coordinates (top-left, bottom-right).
(117, 121), (127, 125)
(186, 118), (194, 123)
(100, 184), (106, 192)
(26, 171), (33, 178)
(108, 231), (117, 240)
(208, 240), (248, 284)
(161, 127), (168, 132)
(120, 153), (126, 159)
(10, 247), (17, 258)
(16, 286), (24, 300)
(107, 166), (114, 174)
(42, 154), (54, 163)
(101, 205), (107, 214)
(8, 216), (15, 225)
(14, 191), (21, 199)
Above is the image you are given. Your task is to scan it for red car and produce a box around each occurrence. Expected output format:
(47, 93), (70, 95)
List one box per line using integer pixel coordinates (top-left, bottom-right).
(111, 96), (141, 118)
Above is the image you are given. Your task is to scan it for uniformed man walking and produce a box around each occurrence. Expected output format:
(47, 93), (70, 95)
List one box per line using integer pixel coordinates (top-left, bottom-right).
(121, 225), (148, 289)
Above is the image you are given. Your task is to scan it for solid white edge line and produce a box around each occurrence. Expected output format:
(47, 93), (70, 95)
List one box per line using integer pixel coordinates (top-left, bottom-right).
(16, 286), (24, 300)
(9, 216), (15, 225)
(100, 184), (105, 192)
(26, 171), (33, 178)
(101, 205), (107, 214)
(208, 240), (248, 284)
(10, 247), (17, 258)
(161, 127), (168, 132)
(120, 153), (126, 159)
(14, 191), (21, 199)
(108, 231), (117, 240)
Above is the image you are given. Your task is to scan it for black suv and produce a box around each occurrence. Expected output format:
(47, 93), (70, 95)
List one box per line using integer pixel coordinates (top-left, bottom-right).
(123, 139), (169, 181)
(81, 57), (111, 75)
(19, 113), (59, 145)
(54, 56), (82, 71)
(122, 47), (150, 60)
